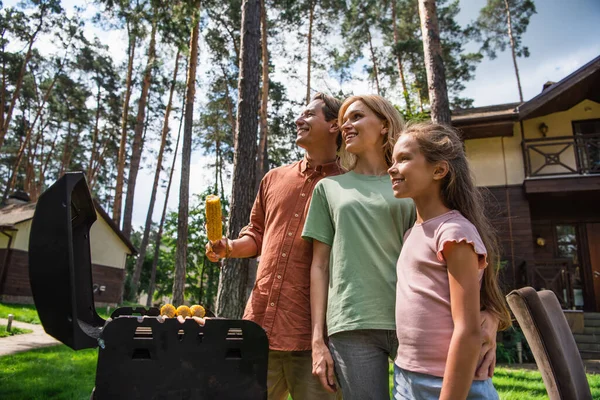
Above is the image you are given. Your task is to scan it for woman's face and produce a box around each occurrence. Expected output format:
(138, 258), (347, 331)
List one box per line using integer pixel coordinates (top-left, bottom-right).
(341, 100), (387, 155)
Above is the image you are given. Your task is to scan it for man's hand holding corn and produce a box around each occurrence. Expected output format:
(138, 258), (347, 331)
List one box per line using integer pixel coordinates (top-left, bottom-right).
(204, 195), (231, 262)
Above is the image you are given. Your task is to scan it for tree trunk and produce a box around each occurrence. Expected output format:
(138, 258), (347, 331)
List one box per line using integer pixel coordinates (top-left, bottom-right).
(306, 0), (314, 104)
(366, 27), (381, 95)
(173, 2), (202, 306)
(113, 31), (137, 226)
(87, 84), (102, 182)
(504, 0), (524, 102)
(391, 1), (411, 113)
(4, 72), (58, 199)
(220, 63), (236, 138)
(0, 17), (43, 151)
(123, 18), (158, 239)
(131, 49), (180, 296)
(216, 0), (261, 319)
(418, 0), (451, 124)
(256, 0), (269, 191)
(147, 69), (187, 307)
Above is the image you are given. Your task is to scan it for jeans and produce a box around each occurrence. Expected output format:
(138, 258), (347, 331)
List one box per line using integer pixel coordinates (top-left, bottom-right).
(328, 329), (398, 400)
(392, 364), (499, 400)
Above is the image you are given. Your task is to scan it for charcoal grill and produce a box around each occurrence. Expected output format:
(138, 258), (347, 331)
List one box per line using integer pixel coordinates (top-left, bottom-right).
(28, 172), (268, 399)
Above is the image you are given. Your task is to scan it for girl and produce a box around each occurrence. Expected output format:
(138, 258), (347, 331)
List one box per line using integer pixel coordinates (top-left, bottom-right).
(388, 122), (511, 399)
(302, 95), (416, 399)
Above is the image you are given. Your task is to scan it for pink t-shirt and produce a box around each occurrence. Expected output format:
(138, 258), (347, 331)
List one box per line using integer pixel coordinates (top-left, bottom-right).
(394, 210), (487, 378)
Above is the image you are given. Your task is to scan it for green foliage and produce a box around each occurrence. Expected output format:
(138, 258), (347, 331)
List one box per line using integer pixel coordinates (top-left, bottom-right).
(0, 325), (33, 337)
(0, 345), (97, 400)
(470, 0), (537, 59)
(123, 188), (227, 310)
(0, 302), (41, 324)
(496, 325), (534, 364)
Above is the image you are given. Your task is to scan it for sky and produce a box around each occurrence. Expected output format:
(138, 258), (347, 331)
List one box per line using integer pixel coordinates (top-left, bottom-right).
(4, 0), (600, 231)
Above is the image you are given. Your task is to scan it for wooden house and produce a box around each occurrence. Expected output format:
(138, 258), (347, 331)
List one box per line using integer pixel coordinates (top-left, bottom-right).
(0, 191), (136, 306)
(453, 55), (600, 357)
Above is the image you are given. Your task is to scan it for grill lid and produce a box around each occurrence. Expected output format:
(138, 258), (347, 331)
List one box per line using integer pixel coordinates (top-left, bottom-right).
(29, 172), (105, 350)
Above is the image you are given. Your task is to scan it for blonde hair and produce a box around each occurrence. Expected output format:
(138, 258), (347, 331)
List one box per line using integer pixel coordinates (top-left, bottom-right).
(338, 95), (405, 170)
(403, 121), (512, 331)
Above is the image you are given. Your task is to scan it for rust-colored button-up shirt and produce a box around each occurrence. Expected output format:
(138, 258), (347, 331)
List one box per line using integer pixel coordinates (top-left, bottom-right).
(241, 158), (344, 351)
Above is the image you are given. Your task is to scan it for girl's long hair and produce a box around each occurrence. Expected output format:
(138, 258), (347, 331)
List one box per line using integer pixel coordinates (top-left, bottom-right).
(405, 122), (512, 330)
(338, 95), (404, 170)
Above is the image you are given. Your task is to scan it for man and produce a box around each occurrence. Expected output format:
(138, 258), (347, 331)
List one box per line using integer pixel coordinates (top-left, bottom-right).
(205, 93), (499, 399)
(206, 93), (344, 399)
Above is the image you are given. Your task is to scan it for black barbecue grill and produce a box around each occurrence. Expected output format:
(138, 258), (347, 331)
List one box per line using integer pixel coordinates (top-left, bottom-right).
(28, 172), (268, 399)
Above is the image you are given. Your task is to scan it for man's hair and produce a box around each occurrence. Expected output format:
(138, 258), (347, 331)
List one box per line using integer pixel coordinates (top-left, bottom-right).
(311, 92), (342, 150)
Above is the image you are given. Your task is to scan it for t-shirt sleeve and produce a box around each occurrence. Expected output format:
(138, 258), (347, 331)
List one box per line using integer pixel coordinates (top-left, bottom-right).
(301, 181), (334, 246)
(436, 218), (488, 269)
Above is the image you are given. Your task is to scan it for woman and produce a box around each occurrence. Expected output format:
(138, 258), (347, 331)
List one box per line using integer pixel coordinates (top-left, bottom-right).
(302, 95), (415, 399)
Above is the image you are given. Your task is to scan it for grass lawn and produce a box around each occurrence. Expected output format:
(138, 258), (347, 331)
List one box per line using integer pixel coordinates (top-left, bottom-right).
(0, 302), (117, 325)
(1, 345), (599, 400)
(0, 345), (97, 400)
(0, 303), (41, 324)
(0, 325), (32, 337)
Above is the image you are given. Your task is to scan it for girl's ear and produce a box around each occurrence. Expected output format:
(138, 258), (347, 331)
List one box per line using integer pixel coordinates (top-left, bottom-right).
(433, 161), (449, 181)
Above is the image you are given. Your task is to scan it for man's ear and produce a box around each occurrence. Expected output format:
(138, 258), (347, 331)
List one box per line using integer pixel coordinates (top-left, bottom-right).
(433, 161), (449, 181)
(329, 121), (339, 133)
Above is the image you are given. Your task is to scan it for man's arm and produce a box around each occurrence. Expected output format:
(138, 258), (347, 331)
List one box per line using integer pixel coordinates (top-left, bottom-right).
(205, 236), (258, 262)
(205, 176), (267, 262)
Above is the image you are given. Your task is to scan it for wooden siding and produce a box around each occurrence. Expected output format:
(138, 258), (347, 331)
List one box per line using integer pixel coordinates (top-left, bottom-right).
(0, 249), (124, 304)
(484, 186), (536, 292)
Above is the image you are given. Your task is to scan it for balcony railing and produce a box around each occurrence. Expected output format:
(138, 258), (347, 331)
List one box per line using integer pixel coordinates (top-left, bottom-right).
(523, 133), (600, 177)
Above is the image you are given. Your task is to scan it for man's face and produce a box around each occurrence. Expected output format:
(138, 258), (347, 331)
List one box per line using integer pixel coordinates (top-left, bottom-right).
(295, 99), (335, 150)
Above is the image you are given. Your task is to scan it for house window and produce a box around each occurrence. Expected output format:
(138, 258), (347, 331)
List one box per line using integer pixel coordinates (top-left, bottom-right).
(555, 224), (584, 308)
(556, 224), (578, 263)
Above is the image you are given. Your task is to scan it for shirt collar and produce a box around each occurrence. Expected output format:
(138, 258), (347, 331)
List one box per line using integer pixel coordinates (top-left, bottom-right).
(300, 155), (344, 175)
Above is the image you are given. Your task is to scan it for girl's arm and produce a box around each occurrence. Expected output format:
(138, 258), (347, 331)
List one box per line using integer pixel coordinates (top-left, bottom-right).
(440, 241), (482, 400)
(310, 240), (337, 393)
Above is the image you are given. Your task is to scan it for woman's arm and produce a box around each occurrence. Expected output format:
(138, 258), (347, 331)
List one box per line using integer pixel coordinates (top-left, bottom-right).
(476, 310), (499, 378)
(440, 241), (482, 400)
(310, 240), (337, 393)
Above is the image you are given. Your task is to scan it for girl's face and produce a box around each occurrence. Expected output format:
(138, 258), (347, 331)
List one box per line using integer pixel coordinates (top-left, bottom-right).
(341, 101), (387, 155)
(388, 134), (439, 199)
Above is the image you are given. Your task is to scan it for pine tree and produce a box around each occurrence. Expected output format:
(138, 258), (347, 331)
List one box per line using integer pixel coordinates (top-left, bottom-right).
(418, 0), (451, 123)
(471, 0), (536, 102)
(216, 0), (261, 318)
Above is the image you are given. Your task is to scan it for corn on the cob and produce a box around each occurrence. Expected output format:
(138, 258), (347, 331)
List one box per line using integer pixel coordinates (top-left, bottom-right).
(160, 304), (177, 318)
(176, 305), (192, 318)
(190, 305), (206, 318)
(205, 195), (222, 242)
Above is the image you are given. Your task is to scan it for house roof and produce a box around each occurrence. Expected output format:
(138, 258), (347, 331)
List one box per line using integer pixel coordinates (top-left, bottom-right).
(0, 202), (37, 227)
(516, 55), (600, 120)
(0, 200), (137, 254)
(452, 102), (521, 125)
(450, 55), (600, 137)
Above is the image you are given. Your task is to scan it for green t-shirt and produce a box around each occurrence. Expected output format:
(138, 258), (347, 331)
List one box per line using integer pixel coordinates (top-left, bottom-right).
(302, 171), (416, 336)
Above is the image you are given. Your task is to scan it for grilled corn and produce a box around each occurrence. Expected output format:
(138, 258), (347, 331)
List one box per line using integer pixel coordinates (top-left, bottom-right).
(190, 305), (206, 318)
(205, 195), (222, 242)
(160, 304), (177, 318)
(176, 305), (192, 318)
